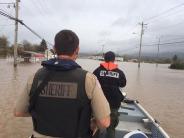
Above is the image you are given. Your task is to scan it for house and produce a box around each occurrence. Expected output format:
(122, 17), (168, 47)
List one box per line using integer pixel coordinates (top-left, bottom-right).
(21, 51), (45, 62)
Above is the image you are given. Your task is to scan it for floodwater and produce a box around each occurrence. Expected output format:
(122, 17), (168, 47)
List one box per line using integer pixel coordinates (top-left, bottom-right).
(0, 58), (184, 138)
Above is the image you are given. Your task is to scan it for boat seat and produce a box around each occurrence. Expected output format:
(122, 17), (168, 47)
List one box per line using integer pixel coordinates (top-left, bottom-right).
(119, 104), (145, 122)
(123, 130), (148, 138)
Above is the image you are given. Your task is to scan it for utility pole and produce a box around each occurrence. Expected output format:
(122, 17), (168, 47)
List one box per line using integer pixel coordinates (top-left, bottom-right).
(156, 37), (161, 67)
(102, 44), (105, 57)
(138, 22), (147, 68)
(14, 0), (19, 67)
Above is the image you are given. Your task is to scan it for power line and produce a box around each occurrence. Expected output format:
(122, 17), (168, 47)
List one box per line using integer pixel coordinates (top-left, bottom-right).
(146, 18), (184, 34)
(0, 9), (53, 47)
(122, 24), (139, 36)
(0, 9), (16, 21)
(161, 37), (184, 42)
(0, 3), (15, 5)
(144, 9), (184, 37)
(0, 8), (14, 17)
(22, 1), (48, 31)
(0, 13), (14, 31)
(143, 40), (184, 47)
(23, 0), (59, 44)
(42, 0), (55, 14)
(36, 0), (60, 25)
(0, 7), (14, 32)
(145, 2), (184, 23)
(24, 0), (50, 32)
(0, 9), (40, 40)
(31, 0), (46, 18)
(147, 9), (184, 25)
(40, 0), (62, 26)
(0, 24), (14, 26)
(37, 0), (49, 14)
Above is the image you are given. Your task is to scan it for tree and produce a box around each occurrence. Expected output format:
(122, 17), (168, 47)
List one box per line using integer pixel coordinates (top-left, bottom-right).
(22, 40), (32, 51)
(7, 45), (14, 55)
(0, 36), (9, 56)
(17, 44), (24, 55)
(123, 54), (129, 61)
(32, 44), (40, 52)
(170, 55), (184, 70)
(172, 55), (178, 63)
(39, 39), (47, 52)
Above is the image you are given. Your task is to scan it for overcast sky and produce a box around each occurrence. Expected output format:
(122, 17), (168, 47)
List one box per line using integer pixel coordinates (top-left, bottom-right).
(0, 0), (184, 54)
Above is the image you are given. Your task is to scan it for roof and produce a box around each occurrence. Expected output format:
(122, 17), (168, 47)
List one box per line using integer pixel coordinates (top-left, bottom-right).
(23, 51), (44, 57)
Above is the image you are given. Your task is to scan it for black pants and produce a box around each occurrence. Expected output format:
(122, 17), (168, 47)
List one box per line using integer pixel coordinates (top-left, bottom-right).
(106, 108), (119, 138)
(93, 108), (119, 138)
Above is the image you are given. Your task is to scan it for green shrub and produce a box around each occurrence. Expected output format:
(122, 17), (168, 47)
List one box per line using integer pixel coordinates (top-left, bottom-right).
(169, 63), (184, 70)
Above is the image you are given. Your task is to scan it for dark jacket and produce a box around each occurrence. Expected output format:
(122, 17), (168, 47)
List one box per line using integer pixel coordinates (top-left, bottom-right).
(93, 62), (126, 109)
(29, 58), (92, 138)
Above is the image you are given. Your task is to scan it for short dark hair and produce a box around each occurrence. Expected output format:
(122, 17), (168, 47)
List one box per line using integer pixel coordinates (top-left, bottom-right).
(54, 30), (79, 55)
(104, 51), (115, 62)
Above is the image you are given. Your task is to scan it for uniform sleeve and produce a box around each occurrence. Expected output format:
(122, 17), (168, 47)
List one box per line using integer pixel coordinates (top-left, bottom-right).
(15, 74), (34, 113)
(85, 72), (110, 120)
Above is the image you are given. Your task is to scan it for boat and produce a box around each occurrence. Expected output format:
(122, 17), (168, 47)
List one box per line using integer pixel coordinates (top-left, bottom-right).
(28, 97), (170, 138)
(97, 98), (170, 138)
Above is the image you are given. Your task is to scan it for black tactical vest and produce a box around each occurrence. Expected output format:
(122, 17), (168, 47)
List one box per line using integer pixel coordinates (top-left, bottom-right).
(29, 68), (92, 138)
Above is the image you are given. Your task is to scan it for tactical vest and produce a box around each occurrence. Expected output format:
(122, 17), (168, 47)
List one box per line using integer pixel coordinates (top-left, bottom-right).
(29, 68), (92, 138)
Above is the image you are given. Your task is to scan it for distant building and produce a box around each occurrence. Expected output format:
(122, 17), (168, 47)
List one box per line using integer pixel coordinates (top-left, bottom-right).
(116, 57), (124, 62)
(44, 49), (55, 60)
(21, 51), (45, 62)
(128, 59), (138, 62)
(90, 56), (104, 61)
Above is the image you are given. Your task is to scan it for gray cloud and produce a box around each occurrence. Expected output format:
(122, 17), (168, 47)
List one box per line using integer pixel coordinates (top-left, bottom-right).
(0, 0), (184, 53)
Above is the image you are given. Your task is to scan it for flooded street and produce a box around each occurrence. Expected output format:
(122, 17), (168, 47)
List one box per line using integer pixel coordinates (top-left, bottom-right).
(0, 58), (184, 138)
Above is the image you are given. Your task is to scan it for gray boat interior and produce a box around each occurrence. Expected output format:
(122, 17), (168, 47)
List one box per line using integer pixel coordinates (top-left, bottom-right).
(96, 100), (167, 138)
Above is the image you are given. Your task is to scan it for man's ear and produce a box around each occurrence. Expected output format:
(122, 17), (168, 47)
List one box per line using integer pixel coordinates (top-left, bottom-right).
(73, 46), (79, 60)
(53, 46), (56, 53)
(75, 46), (79, 55)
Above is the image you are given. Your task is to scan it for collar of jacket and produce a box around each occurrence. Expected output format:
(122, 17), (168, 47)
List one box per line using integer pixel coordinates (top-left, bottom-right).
(100, 62), (118, 71)
(41, 58), (81, 71)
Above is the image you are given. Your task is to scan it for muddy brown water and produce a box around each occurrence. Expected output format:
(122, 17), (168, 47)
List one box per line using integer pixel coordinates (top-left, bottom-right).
(0, 58), (184, 138)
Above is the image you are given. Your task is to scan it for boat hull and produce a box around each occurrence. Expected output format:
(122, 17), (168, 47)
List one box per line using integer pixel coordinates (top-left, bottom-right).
(95, 99), (169, 138)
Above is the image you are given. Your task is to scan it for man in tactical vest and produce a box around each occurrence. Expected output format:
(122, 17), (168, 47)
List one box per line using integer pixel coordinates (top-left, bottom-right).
(14, 30), (110, 138)
(93, 51), (126, 138)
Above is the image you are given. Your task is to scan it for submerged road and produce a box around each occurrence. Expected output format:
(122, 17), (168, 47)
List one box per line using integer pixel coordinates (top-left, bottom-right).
(0, 58), (184, 138)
